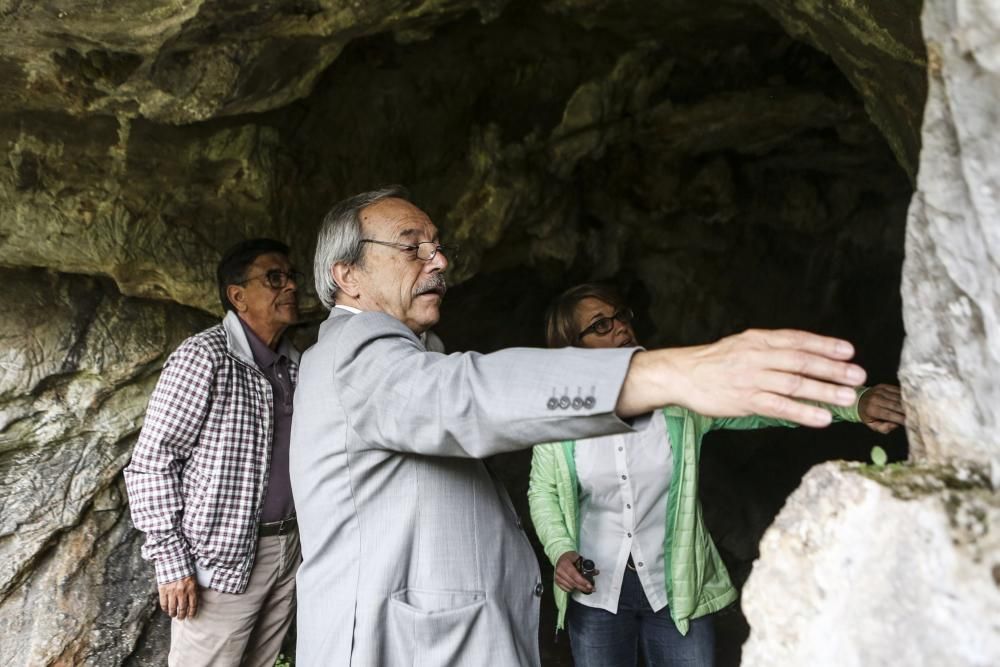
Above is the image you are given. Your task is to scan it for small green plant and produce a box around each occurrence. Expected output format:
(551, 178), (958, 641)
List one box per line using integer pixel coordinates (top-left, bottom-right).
(870, 445), (888, 467)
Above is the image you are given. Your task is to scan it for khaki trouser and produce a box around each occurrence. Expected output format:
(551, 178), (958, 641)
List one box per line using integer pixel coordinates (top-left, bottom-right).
(169, 531), (300, 667)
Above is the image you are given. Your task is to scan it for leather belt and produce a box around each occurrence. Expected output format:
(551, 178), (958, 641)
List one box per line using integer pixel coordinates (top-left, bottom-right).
(259, 515), (297, 537)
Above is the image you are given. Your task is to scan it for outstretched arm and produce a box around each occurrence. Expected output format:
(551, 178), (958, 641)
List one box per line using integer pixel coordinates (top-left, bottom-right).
(617, 329), (866, 427)
(337, 316), (868, 457)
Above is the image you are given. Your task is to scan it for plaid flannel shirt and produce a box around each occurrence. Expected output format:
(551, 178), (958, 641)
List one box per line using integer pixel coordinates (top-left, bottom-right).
(124, 311), (299, 594)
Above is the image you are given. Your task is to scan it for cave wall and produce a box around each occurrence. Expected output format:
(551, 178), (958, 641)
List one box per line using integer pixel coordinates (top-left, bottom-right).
(754, 0), (926, 180)
(900, 0), (1000, 471)
(0, 270), (211, 665)
(3, 1), (989, 666)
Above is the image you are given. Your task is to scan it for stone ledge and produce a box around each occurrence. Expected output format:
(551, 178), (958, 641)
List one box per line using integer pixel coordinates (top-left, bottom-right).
(742, 461), (1000, 667)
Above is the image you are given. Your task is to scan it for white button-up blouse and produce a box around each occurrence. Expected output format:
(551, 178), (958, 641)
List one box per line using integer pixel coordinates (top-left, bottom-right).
(572, 410), (673, 613)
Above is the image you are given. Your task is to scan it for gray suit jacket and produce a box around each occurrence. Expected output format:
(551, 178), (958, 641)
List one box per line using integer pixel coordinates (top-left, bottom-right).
(290, 308), (640, 666)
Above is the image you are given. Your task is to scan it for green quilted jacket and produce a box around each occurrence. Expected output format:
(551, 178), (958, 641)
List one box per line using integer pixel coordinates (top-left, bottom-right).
(527, 398), (862, 635)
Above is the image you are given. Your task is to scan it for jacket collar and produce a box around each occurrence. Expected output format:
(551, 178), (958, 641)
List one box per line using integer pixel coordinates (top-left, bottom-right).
(221, 310), (300, 368)
(325, 305), (439, 349)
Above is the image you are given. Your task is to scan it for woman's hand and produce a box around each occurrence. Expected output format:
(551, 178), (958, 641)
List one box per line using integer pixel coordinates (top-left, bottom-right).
(554, 551), (598, 594)
(858, 384), (907, 434)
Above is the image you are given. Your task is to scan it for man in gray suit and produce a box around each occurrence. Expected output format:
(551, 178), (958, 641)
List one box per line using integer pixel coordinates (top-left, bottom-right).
(289, 186), (867, 666)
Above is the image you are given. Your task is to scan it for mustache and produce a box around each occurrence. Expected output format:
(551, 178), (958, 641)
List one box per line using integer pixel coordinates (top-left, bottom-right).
(413, 274), (448, 297)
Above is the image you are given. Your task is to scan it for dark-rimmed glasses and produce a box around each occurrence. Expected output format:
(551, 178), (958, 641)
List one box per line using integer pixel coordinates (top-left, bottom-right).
(236, 269), (303, 290)
(361, 239), (455, 262)
(577, 308), (634, 340)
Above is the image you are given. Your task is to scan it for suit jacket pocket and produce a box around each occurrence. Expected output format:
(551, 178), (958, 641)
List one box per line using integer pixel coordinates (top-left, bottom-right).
(386, 588), (488, 666)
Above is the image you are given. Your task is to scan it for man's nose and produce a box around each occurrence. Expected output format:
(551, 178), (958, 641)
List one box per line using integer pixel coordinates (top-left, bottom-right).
(428, 248), (448, 272)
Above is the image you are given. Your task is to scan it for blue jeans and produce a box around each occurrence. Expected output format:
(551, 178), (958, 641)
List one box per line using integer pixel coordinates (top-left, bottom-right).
(567, 567), (715, 667)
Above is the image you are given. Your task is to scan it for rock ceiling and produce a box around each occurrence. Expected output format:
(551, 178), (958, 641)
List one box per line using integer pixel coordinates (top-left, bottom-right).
(0, 0), (924, 317)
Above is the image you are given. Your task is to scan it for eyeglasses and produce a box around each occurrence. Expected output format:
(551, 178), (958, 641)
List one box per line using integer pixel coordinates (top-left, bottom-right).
(577, 308), (634, 340)
(236, 269), (303, 290)
(361, 239), (455, 262)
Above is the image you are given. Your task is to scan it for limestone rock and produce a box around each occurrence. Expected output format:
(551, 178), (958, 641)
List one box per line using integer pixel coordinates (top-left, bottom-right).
(0, 0), (511, 123)
(741, 3), (1000, 662)
(0, 269), (212, 665)
(741, 462), (1000, 667)
(900, 0), (1000, 473)
(0, 111), (318, 314)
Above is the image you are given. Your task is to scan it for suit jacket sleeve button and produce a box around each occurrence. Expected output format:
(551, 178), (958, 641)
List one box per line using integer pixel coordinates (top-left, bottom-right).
(534, 583), (544, 597)
(572, 397), (583, 410)
(547, 397), (558, 410)
(584, 396), (595, 409)
(559, 396), (570, 409)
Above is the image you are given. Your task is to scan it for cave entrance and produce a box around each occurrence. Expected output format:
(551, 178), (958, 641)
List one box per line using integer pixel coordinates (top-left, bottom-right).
(271, 2), (918, 664)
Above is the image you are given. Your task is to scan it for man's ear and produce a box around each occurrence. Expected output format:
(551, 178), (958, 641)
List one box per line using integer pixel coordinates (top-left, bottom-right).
(332, 263), (361, 299)
(226, 284), (248, 312)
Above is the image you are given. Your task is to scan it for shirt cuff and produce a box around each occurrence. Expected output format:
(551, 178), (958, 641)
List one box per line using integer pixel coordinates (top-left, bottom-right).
(547, 539), (578, 566)
(154, 551), (195, 585)
(850, 386), (868, 422)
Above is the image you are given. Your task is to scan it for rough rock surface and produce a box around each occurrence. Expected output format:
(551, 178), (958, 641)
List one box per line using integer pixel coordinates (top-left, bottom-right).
(0, 112), (293, 313)
(741, 462), (999, 667)
(0, 0), (505, 123)
(740, 3), (999, 664)
(0, 0), (925, 314)
(755, 0), (926, 180)
(900, 0), (1000, 473)
(0, 270), (211, 665)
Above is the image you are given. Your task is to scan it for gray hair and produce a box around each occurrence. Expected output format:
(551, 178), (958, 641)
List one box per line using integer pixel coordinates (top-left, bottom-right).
(313, 185), (411, 310)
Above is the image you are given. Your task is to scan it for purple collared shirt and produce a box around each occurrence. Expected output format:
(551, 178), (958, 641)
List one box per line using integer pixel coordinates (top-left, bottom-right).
(239, 318), (295, 523)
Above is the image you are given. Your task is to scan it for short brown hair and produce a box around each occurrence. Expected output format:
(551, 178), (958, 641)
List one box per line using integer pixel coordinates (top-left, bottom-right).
(545, 283), (628, 348)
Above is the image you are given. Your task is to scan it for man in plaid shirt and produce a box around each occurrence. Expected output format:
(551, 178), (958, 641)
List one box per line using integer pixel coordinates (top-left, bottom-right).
(124, 238), (302, 667)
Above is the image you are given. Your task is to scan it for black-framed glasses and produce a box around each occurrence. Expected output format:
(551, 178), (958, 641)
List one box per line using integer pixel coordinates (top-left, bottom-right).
(361, 239), (455, 262)
(577, 308), (634, 340)
(236, 269), (303, 290)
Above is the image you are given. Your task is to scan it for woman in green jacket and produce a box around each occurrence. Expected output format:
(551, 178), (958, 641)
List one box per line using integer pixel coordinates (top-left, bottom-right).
(527, 283), (905, 667)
